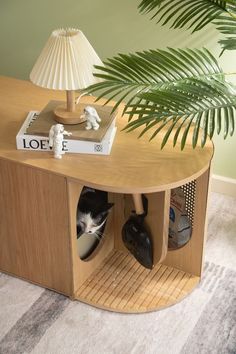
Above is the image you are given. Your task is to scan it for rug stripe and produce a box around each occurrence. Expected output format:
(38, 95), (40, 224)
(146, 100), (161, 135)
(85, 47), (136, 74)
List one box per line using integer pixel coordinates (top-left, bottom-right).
(200, 262), (226, 294)
(181, 268), (236, 354)
(0, 289), (69, 354)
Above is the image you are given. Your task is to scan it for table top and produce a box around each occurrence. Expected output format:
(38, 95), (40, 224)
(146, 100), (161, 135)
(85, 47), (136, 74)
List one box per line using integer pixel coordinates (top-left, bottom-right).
(0, 76), (213, 193)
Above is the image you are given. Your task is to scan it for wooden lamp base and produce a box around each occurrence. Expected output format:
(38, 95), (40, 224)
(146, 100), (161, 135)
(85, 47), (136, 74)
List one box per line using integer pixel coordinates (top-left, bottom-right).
(53, 90), (87, 125)
(54, 104), (86, 125)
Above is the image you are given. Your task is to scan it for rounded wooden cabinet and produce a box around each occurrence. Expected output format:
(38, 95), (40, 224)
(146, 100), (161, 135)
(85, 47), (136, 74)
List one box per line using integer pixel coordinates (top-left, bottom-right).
(0, 77), (213, 313)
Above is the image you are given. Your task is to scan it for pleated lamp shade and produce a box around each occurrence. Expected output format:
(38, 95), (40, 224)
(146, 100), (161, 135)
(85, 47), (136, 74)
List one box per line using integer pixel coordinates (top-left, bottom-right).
(30, 28), (103, 124)
(30, 28), (103, 90)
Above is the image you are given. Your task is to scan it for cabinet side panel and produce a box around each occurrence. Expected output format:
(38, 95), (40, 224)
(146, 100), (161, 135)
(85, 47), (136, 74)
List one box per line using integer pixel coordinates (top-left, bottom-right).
(67, 180), (115, 294)
(164, 167), (211, 276)
(146, 191), (170, 264)
(0, 159), (72, 295)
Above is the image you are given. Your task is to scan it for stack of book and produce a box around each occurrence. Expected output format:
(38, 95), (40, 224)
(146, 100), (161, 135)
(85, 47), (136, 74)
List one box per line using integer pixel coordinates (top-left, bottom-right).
(16, 100), (117, 155)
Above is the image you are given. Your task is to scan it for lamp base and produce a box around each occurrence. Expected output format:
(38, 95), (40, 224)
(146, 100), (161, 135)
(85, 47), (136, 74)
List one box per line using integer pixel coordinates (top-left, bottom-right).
(54, 104), (86, 125)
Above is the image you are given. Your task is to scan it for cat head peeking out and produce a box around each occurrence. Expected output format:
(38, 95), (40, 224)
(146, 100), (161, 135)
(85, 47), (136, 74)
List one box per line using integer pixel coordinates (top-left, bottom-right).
(77, 187), (113, 238)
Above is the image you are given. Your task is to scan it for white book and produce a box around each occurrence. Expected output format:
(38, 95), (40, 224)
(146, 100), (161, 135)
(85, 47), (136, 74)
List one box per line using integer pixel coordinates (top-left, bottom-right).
(16, 111), (117, 155)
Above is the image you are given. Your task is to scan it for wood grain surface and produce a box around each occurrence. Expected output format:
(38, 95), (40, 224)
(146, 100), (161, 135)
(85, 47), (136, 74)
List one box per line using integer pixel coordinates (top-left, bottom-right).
(0, 76), (213, 193)
(0, 159), (72, 295)
(75, 249), (200, 313)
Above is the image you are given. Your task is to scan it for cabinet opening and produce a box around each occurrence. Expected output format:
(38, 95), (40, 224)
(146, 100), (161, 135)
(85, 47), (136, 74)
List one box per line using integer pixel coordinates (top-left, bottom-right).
(76, 186), (113, 261)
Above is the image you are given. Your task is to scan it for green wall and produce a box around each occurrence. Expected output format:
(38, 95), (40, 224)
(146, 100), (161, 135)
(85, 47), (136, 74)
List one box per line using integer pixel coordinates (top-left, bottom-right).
(1, 0), (235, 179)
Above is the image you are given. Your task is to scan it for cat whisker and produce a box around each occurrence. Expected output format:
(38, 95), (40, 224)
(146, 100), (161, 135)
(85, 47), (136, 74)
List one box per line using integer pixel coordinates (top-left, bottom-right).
(94, 231), (102, 241)
(100, 231), (109, 238)
(94, 230), (108, 241)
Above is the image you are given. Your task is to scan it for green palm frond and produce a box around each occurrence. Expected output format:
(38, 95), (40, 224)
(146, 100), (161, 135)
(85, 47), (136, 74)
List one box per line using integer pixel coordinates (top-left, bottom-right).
(124, 78), (236, 149)
(219, 37), (236, 50)
(86, 48), (236, 149)
(87, 48), (223, 113)
(138, 0), (235, 32)
(226, 0), (236, 12)
(214, 14), (236, 51)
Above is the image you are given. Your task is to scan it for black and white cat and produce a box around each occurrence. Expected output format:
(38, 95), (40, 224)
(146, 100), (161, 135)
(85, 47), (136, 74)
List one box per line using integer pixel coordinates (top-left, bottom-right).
(76, 187), (113, 239)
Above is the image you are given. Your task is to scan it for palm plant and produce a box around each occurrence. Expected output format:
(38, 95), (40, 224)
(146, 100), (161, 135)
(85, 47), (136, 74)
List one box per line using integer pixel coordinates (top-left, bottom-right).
(86, 0), (236, 149)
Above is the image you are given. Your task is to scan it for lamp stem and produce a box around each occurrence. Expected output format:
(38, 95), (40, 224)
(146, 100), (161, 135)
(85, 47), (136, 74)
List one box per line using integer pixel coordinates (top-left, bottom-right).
(66, 90), (75, 112)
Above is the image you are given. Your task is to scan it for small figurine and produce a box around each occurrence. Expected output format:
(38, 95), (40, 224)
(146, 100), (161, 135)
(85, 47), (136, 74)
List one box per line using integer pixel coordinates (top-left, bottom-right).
(81, 106), (101, 130)
(49, 124), (72, 159)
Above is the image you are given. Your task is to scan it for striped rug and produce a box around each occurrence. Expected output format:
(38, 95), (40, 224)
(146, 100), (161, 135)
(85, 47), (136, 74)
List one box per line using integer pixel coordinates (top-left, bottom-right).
(0, 192), (236, 354)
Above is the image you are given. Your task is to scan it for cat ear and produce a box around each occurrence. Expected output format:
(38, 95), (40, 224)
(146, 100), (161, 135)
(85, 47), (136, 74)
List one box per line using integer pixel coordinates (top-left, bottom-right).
(106, 203), (114, 211)
(98, 203), (114, 218)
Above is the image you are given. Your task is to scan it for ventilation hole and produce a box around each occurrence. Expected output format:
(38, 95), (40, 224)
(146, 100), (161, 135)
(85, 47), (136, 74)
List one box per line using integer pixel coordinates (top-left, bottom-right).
(180, 180), (196, 228)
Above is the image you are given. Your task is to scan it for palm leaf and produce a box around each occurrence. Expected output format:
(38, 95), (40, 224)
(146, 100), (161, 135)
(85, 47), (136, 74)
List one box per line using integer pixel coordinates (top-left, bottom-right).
(86, 48), (223, 114)
(214, 14), (236, 51)
(86, 48), (236, 149)
(218, 37), (236, 50)
(138, 0), (236, 51)
(124, 78), (236, 149)
(138, 0), (235, 32)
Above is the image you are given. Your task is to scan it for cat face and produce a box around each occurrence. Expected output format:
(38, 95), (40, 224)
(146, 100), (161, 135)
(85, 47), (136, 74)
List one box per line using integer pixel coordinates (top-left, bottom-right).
(77, 203), (113, 236)
(78, 211), (106, 234)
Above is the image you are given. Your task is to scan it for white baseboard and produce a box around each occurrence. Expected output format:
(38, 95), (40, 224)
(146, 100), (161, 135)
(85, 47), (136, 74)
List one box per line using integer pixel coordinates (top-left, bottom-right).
(211, 174), (236, 198)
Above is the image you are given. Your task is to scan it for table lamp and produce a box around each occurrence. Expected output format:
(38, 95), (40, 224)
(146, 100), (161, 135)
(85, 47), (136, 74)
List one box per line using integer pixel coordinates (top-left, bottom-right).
(30, 28), (103, 125)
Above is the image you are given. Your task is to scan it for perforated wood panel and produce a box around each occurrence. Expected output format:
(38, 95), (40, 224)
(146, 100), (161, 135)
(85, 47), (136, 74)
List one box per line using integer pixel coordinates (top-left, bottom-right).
(181, 180), (196, 227)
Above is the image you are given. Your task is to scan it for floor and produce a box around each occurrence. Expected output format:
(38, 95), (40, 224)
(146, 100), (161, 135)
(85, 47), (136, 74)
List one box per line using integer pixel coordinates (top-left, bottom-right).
(0, 192), (235, 354)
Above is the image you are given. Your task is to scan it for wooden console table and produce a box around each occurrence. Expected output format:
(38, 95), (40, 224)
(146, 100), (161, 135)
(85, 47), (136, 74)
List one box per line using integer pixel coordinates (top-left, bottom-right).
(0, 76), (213, 313)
